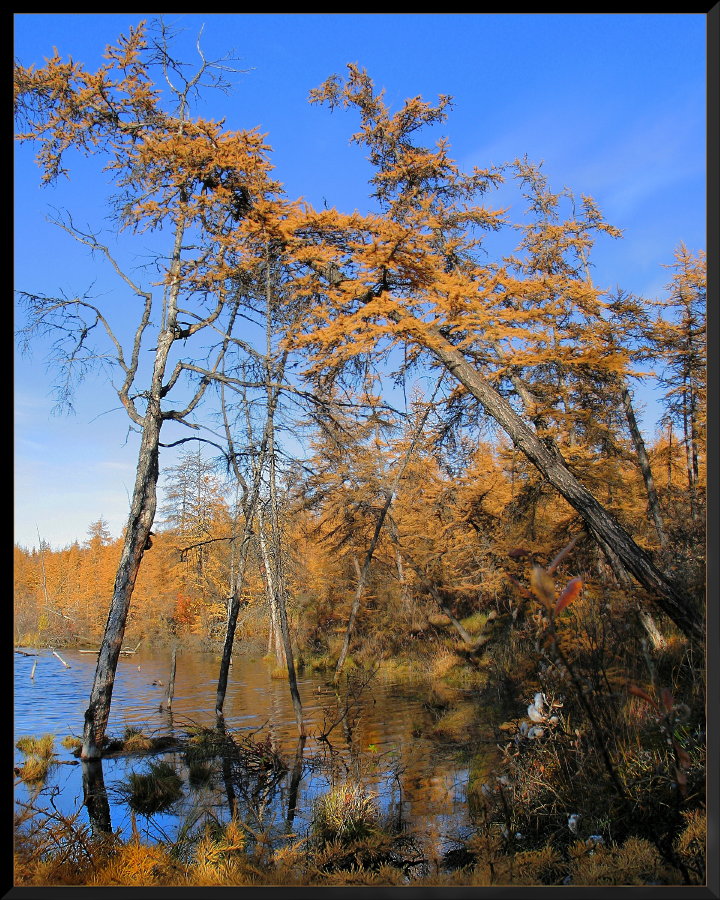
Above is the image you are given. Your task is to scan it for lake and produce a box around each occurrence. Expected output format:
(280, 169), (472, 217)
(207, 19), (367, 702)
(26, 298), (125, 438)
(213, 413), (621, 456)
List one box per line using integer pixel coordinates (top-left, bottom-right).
(14, 647), (492, 862)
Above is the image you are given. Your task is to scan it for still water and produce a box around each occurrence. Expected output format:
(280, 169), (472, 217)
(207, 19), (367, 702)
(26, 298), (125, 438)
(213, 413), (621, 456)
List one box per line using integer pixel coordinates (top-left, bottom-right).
(14, 647), (484, 856)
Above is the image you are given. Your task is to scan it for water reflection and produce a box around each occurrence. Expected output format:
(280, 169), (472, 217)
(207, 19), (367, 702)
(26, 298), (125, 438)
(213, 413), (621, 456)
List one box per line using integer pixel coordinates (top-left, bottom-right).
(14, 647), (487, 857)
(82, 759), (112, 836)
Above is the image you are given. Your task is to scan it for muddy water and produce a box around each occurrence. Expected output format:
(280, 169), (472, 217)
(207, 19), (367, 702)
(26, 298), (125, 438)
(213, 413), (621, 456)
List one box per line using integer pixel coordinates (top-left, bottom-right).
(14, 647), (489, 855)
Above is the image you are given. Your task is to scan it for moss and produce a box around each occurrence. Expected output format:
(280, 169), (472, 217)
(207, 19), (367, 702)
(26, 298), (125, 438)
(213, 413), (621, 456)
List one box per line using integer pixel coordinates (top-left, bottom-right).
(304, 653), (336, 673)
(458, 610), (490, 635)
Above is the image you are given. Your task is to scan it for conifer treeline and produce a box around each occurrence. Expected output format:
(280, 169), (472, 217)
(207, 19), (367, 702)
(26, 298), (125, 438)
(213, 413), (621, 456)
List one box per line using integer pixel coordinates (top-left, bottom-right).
(14, 316), (706, 657)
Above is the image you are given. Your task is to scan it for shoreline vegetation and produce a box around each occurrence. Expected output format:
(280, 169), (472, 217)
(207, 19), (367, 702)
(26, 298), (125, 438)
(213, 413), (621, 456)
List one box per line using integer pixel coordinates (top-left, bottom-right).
(14, 585), (706, 887)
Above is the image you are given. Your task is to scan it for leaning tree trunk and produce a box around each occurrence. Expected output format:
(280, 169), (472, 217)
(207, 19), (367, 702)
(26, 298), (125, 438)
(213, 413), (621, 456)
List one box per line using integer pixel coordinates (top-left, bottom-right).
(81, 402), (162, 758)
(215, 529), (255, 721)
(427, 328), (704, 645)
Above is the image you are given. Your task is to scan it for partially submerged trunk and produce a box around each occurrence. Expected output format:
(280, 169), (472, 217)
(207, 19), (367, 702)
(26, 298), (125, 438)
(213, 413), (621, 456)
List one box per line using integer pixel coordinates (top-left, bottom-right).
(215, 531), (254, 721)
(81, 407), (161, 758)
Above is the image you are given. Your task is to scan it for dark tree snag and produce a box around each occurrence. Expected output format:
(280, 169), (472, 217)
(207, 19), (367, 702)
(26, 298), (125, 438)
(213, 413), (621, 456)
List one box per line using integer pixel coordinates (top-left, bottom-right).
(215, 530), (255, 721)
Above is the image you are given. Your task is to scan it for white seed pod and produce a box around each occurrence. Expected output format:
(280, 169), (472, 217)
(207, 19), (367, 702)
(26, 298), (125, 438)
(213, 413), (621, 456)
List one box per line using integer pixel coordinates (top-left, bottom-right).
(567, 813), (581, 834)
(527, 726), (545, 739)
(528, 704), (545, 723)
(548, 715), (559, 726)
(518, 720), (529, 736)
(534, 692), (546, 712)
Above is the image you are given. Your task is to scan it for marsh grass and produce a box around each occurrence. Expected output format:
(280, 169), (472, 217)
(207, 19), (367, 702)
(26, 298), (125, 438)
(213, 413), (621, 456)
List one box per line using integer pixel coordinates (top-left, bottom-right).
(16, 734), (55, 759)
(187, 760), (215, 788)
(120, 760), (184, 815)
(429, 702), (476, 742)
(312, 783), (379, 845)
(16, 733), (56, 785)
(122, 726), (153, 753)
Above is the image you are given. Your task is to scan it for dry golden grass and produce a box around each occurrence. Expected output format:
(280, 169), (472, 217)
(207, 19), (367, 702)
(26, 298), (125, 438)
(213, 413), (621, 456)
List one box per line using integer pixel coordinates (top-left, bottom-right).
(429, 703), (475, 742)
(122, 728), (153, 752)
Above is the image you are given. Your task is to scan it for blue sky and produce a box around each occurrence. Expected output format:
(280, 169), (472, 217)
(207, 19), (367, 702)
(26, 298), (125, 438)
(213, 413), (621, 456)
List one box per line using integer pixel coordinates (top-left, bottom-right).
(14, 13), (707, 550)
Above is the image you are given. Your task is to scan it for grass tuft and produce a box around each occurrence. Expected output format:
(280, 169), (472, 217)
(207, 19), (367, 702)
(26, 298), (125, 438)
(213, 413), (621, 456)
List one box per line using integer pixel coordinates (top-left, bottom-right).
(121, 760), (184, 815)
(312, 783), (379, 845)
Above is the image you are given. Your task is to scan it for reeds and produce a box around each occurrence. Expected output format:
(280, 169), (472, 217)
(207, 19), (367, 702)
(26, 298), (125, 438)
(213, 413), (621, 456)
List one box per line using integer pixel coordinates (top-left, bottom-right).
(15, 733), (56, 785)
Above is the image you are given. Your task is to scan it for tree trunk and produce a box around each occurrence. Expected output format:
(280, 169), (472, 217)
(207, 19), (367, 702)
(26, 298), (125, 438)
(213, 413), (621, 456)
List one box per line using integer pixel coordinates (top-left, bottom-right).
(81, 407), (161, 758)
(620, 384), (668, 550)
(334, 554), (369, 682)
(258, 507), (286, 666)
(165, 646), (178, 710)
(426, 328), (703, 644)
(260, 250), (304, 736)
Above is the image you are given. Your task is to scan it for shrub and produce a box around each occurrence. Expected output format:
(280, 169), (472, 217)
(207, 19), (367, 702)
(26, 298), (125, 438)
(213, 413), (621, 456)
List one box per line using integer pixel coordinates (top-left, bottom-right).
(312, 783), (379, 845)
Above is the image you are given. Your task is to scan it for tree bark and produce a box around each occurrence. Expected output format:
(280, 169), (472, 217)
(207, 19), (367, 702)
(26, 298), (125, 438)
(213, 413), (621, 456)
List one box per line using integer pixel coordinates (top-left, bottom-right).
(620, 384), (668, 550)
(81, 405), (161, 758)
(165, 645), (178, 710)
(425, 327), (703, 644)
(263, 253), (304, 736)
(258, 507), (286, 666)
